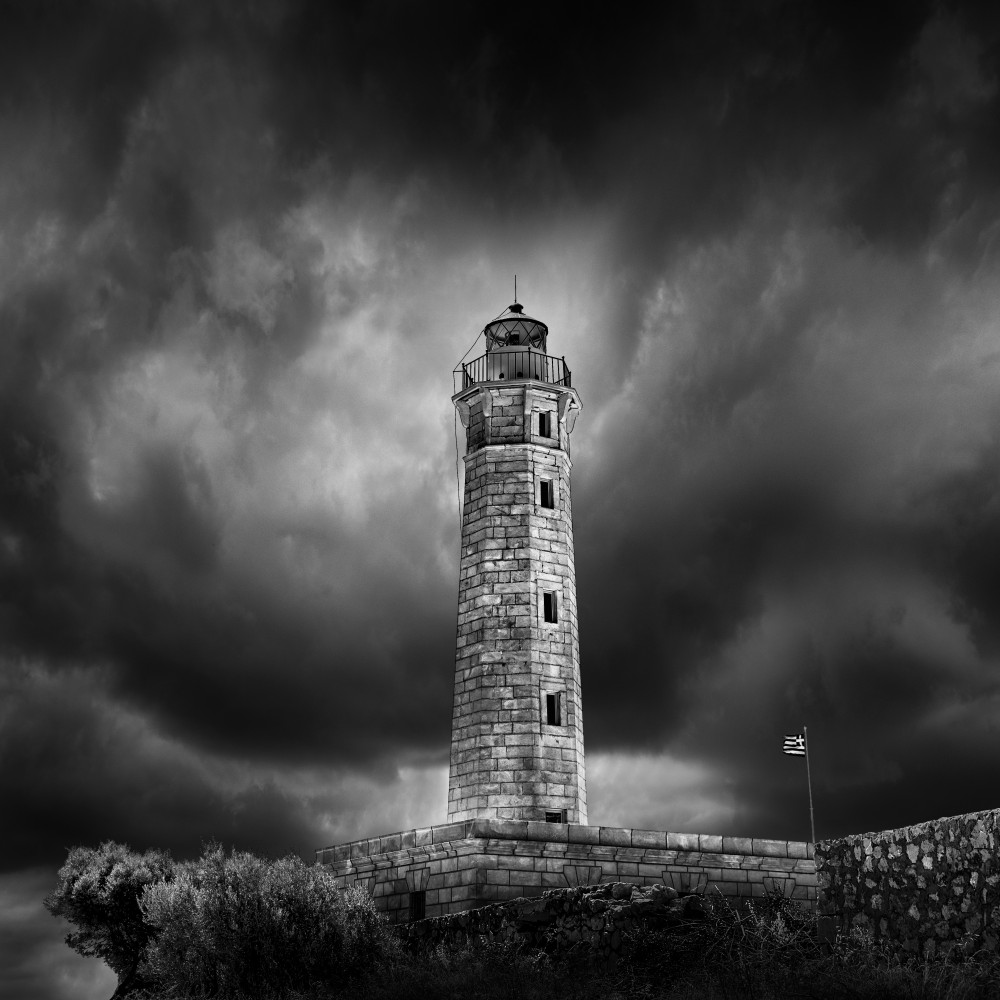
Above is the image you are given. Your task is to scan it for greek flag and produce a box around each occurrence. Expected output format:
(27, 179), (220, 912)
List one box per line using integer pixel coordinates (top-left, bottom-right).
(783, 734), (806, 756)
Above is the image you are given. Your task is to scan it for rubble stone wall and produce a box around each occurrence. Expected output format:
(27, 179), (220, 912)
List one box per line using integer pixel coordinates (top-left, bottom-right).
(815, 808), (1000, 958)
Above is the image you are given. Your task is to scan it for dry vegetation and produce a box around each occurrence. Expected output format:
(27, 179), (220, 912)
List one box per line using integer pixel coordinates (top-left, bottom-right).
(340, 891), (1000, 1000)
(47, 843), (1000, 1000)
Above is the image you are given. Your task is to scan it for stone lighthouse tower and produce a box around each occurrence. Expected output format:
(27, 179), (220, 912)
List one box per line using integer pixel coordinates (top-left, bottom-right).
(316, 299), (817, 922)
(449, 302), (585, 824)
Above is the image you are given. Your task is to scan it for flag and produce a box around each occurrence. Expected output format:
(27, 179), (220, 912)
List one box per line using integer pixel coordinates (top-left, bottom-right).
(783, 734), (806, 756)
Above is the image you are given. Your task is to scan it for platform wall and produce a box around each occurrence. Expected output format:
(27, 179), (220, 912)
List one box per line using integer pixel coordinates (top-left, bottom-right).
(318, 819), (816, 924)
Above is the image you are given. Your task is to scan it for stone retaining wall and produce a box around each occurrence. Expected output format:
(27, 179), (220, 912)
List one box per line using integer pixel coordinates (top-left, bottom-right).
(318, 818), (816, 923)
(815, 808), (1000, 958)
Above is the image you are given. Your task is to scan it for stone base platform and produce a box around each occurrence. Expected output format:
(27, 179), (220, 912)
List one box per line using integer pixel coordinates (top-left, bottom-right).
(316, 819), (816, 924)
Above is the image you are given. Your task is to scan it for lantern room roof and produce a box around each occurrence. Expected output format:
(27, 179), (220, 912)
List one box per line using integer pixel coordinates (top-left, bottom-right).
(484, 302), (548, 352)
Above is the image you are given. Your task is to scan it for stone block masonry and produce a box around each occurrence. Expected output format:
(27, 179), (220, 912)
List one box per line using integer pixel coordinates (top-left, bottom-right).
(816, 807), (1000, 959)
(317, 818), (816, 924)
(450, 381), (586, 824)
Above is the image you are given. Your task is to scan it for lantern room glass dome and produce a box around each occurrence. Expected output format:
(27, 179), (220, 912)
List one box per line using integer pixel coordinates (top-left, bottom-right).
(484, 303), (548, 353)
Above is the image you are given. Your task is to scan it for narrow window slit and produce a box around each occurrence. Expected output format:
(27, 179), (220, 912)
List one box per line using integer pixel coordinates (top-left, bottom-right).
(546, 692), (562, 726)
(543, 591), (557, 623)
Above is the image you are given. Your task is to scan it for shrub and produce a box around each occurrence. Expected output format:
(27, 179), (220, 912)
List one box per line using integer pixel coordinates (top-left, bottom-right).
(44, 841), (174, 998)
(140, 842), (393, 998)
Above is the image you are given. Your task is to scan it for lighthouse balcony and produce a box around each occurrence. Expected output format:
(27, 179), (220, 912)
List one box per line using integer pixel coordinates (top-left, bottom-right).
(457, 348), (572, 391)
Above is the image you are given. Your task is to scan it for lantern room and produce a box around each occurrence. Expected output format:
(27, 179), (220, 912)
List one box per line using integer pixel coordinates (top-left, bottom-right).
(456, 302), (571, 389)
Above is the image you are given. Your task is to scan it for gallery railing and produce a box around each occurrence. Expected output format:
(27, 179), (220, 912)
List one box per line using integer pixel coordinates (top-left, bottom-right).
(455, 350), (571, 392)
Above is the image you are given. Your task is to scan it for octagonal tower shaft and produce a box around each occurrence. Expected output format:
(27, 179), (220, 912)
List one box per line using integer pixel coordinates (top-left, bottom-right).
(449, 347), (585, 824)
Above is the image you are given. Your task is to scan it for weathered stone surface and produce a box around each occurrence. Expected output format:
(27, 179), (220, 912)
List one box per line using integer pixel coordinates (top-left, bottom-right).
(449, 380), (586, 825)
(815, 807), (1000, 959)
(317, 823), (816, 923)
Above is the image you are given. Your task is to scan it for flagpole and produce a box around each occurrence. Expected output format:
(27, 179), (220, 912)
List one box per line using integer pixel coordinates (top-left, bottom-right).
(804, 725), (816, 846)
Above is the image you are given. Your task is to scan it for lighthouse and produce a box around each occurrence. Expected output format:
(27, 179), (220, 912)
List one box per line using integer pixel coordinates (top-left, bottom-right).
(449, 302), (586, 824)
(316, 299), (816, 923)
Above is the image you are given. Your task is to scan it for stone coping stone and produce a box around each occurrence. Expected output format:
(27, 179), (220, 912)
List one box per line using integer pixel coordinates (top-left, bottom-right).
(317, 820), (814, 863)
(813, 807), (1000, 850)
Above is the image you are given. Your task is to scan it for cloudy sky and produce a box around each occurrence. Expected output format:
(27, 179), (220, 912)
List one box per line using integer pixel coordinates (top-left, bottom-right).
(3, 0), (1000, 995)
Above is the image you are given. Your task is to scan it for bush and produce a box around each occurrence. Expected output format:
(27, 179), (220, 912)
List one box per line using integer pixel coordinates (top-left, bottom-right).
(44, 841), (174, 999)
(140, 842), (394, 998)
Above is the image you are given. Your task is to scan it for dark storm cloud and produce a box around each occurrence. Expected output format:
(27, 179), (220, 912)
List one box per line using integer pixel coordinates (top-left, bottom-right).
(0, 4), (472, 904)
(0, 868), (116, 1000)
(0, 659), (446, 871)
(4, 4), (1000, 994)
(0, 385), (455, 764)
(577, 184), (1000, 836)
(0, 662), (310, 866)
